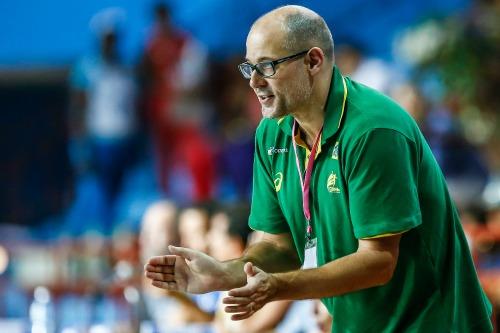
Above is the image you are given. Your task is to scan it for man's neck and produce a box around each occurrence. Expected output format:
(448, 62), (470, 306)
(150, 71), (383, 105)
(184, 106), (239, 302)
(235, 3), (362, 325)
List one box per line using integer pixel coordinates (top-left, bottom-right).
(293, 109), (324, 149)
(292, 70), (331, 149)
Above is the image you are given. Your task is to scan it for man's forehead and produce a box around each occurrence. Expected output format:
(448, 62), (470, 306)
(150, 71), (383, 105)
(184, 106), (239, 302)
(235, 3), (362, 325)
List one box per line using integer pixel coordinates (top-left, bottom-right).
(245, 26), (285, 62)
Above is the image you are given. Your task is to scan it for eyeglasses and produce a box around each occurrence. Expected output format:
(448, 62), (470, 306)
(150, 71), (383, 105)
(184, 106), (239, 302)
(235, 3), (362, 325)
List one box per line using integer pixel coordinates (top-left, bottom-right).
(238, 50), (309, 79)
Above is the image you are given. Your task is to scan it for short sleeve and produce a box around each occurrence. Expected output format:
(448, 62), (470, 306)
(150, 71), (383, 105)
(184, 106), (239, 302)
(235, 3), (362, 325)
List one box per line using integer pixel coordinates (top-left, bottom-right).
(346, 128), (422, 239)
(248, 126), (289, 234)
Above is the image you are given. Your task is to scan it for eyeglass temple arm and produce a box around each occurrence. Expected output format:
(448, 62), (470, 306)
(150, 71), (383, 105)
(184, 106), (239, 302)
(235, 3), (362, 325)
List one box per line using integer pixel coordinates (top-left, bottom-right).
(273, 51), (308, 65)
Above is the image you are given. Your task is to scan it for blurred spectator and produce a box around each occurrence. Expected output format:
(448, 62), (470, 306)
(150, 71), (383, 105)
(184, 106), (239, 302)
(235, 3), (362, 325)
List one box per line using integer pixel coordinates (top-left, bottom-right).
(140, 201), (217, 332)
(0, 244), (29, 320)
(335, 43), (395, 93)
(139, 200), (179, 263)
(178, 203), (212, 254)
(69, 8), (139, 233)
(210, 58), (258, 200)
(389, 83), (427, 124)
(482, 203), (500, 309)
(207, 202), (251, 262)
(138, 3), (216, 203)
(212, 206), (316, 333)
(391, 83), (489, 208)
(139, 200), (187, 332)
(177, 203), (220, 326)
(211, 205), (288, 333)
(462, 190), (500, 330)
(313, 300), (332, 333)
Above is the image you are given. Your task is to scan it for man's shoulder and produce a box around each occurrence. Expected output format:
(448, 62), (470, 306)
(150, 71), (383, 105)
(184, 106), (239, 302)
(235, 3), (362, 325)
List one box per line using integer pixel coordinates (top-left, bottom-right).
(343, 78), (419, 142)
(255, 117), (287, 143)
(346, 78), (409, 122)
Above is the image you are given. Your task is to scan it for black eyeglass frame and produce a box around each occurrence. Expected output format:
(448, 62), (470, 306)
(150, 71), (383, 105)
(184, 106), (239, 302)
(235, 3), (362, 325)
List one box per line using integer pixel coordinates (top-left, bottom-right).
(238, 50), (309, 79)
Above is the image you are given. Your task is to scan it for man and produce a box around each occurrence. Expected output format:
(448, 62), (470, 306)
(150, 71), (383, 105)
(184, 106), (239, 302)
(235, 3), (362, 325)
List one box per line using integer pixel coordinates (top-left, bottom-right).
(145, 5), (493, 332)
(70, 9), (138, 233)
(138, 3), (216, 202)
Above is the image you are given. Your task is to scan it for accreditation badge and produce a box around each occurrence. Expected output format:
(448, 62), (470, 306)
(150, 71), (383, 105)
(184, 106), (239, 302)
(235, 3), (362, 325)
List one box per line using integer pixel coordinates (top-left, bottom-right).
(303, 238), (317, 269)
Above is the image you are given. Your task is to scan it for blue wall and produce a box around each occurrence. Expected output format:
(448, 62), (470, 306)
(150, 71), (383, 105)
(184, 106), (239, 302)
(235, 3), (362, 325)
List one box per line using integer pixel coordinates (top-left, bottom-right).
(0, 0), (470, 67)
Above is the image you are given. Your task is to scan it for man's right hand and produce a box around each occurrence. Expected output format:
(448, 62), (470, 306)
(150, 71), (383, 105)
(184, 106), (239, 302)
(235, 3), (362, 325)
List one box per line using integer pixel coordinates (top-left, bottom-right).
(144, 245), (230, 294)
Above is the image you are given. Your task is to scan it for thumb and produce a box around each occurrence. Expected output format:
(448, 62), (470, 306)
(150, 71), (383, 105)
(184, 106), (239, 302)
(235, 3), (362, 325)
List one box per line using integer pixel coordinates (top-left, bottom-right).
(244, 262), (260, 277)
(168, 245), (197, 260)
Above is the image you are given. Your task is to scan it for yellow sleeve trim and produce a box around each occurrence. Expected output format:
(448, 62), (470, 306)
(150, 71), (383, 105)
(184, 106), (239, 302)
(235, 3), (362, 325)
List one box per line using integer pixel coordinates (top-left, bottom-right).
(361, 230), (408, 239)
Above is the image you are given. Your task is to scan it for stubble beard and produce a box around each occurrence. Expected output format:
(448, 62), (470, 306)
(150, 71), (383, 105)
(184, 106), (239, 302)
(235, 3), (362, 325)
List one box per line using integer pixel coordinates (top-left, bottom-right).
(261, 80), (312, 120)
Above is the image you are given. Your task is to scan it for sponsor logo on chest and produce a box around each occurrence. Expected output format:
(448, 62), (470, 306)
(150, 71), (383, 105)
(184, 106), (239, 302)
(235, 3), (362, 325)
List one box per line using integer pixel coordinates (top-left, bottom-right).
(268, 147), (289, 156)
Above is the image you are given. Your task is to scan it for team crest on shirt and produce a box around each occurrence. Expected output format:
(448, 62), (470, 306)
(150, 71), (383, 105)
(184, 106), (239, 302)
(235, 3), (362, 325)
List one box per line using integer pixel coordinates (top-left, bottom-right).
(274, 172), (284, 192)
(331, 141), (339, 160)
(327, 172), (341, 193)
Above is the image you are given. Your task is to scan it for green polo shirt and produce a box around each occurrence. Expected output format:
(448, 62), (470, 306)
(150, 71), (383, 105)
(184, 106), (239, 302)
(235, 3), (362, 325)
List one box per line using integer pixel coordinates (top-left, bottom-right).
(249, 66), (492, 332)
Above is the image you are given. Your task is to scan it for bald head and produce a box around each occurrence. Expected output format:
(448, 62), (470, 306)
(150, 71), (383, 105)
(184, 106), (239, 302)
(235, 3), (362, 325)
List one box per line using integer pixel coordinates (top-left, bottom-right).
(139, 200), (178, 263)
(250, 5), (334, 62)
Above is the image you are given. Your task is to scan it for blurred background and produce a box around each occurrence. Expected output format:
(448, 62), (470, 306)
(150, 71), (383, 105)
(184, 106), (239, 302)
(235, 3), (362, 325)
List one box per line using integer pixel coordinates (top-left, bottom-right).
(0, 0), (499, 332)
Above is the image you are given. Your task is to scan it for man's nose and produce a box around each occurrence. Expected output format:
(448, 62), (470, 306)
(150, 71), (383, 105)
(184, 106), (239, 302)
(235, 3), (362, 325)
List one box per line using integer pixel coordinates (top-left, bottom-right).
(249, 70), (267, 89)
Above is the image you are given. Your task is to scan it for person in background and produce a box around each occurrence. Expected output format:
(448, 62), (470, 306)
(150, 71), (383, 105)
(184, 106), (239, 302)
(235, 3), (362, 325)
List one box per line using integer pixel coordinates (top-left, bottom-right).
(70, 8), (138, 233)
(172, 203), (219, 328)
(177, 204), (212, 254)
(207, 203), (251, 261)
(139, 200), (187, 333)
(211, 203), (317, 333)
(335, 42), (395, 94)
(312, 300), (332, 333)
(210, 58), (259, 201)
(391, 83), (489, 209)
(138, 3), (216, 202)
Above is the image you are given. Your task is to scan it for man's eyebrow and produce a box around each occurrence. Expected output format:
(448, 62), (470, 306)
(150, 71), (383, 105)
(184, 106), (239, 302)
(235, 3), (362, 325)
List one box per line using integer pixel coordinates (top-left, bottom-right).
(244, 56), (273, 63)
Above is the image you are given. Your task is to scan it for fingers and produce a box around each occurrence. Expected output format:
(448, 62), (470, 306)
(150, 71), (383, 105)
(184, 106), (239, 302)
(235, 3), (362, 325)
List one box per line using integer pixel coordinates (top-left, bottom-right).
(223, 293), (268, 320)
(144, 264), (179, 291)
(144, 264), (174, 274)
(168, 245), (196, 260)
(144, 257), (175, 283)
(145, 248), (197, 272)
(225, 302), (262, 321)
(231, 312), (254, 321)
(143, 252), (189, 292)
(151, 280), (179, 291)
(225, 303), (255, 313)
(222, 296), (251, 305)
(223, 294), (268, 306)
(244, 262), (263, 277)
(147, 255), (176, 266)
(145, 271), (175, 282)
(228, 284), (254, 297)
(244, 262), (256, 276)
(224, 263), (270, 320)
(228, 264), (264, 297)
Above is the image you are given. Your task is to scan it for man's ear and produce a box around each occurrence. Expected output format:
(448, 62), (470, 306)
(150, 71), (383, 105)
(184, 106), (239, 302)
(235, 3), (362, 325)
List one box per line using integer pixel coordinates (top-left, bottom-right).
(307, 47), (325, 75)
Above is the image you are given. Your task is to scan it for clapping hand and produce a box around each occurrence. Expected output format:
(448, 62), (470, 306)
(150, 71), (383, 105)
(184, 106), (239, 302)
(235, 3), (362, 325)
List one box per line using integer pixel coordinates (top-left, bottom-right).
(144, 245), (227, 294)
(222, 262), (277, 320)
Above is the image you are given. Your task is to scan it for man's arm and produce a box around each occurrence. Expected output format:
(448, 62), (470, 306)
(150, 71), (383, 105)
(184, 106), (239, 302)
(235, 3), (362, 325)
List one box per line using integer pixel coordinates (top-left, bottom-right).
(144, 231), (300, 294)
(222, 231), (301, 288)
(223, 234), (401, 320)
(273, 234), (400, 299)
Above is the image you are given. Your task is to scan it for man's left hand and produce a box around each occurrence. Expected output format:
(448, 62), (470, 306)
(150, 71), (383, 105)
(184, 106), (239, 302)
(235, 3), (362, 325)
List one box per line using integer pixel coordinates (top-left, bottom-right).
(222, 262), (277, 320)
